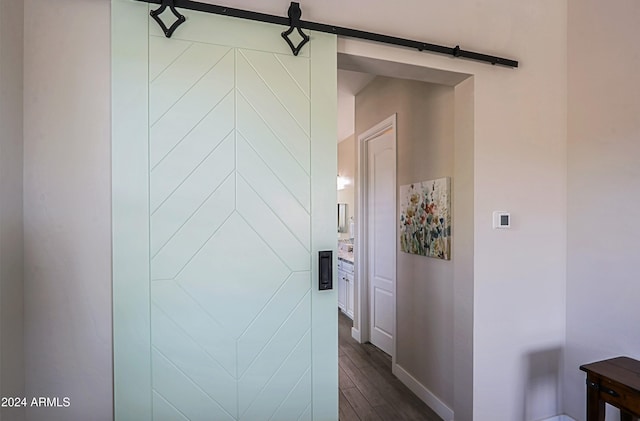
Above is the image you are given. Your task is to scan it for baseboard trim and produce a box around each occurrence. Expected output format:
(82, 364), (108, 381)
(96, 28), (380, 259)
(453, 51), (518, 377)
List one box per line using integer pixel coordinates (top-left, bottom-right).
(392, 363), (454, 421)
(537, 415), (577, 421)
(351, 327), (361, 343)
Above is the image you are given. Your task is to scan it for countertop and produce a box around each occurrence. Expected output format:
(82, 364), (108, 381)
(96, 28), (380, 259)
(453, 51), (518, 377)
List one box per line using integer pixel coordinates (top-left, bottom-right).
(338, 251), (354, 264)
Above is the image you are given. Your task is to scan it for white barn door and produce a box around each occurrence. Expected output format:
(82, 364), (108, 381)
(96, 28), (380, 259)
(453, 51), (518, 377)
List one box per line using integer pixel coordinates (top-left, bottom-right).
(112, 1), (337, 419)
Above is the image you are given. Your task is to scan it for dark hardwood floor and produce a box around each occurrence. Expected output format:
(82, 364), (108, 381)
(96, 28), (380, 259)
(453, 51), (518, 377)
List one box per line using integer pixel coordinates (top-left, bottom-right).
(338, 311), (443, 421)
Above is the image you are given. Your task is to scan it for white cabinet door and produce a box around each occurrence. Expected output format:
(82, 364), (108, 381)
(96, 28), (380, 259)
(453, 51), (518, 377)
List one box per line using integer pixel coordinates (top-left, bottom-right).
(346, 272), (354, 319)
(337, 269), (346, 311)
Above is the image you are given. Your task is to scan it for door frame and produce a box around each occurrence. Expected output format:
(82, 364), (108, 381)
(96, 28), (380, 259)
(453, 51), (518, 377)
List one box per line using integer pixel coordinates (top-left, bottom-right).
(339, 36), (474, 420)
(355, 114), (397, 363)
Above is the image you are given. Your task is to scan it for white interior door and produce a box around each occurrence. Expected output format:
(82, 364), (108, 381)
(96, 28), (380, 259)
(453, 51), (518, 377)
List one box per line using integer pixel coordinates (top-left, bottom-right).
(366, 123), (396, 356)
(112, 1), (337, 420)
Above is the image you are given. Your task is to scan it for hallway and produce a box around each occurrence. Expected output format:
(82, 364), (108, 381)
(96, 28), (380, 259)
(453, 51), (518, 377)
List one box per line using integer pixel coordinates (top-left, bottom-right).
(338, 312), (443, 421)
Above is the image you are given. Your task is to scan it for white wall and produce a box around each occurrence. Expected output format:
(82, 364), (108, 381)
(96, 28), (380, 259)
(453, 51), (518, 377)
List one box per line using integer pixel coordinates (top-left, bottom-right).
(0, 0), (25, 420)
(337, 91), (355, 143)
(20, 0), (567, 420)
(23, 0), (112, 420)
(565, 1), (640, 420)
(452, 77), (474, 421)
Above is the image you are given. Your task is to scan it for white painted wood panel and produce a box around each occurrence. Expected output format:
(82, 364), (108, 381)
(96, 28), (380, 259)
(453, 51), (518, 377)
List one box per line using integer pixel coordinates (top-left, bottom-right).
(367, 127), (396, 356)
(113, 3), (337, 419)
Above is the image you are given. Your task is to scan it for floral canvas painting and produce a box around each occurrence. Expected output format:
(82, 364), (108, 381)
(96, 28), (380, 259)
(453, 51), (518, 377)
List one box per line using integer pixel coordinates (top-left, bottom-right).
(400, 177), (451, 259)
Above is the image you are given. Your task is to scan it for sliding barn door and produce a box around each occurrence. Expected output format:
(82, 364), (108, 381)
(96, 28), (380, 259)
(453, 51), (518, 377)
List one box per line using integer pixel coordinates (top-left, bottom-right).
(112, 1), (337, 420)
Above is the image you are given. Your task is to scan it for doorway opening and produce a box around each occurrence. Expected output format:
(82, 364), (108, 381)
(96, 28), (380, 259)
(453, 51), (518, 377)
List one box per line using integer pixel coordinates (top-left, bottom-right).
(336, 42), (474, 421)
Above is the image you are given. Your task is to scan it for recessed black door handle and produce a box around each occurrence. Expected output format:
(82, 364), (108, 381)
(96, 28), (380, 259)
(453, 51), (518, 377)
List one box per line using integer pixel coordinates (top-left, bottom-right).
(319, 251), (332, 291)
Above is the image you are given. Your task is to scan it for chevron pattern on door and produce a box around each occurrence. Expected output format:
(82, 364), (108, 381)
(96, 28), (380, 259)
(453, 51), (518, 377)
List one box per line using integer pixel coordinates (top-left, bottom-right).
(148, 33), (313, 421)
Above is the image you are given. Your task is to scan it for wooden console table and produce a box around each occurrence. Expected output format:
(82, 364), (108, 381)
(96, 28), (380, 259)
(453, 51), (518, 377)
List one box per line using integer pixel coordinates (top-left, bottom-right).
(580, 357), (640, 421)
